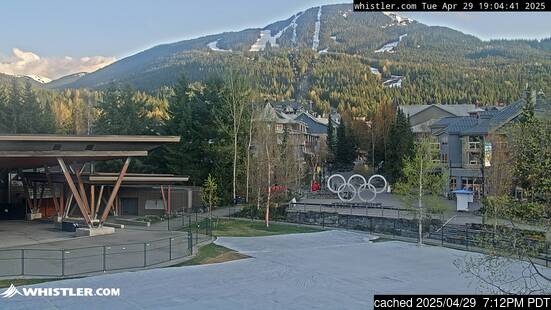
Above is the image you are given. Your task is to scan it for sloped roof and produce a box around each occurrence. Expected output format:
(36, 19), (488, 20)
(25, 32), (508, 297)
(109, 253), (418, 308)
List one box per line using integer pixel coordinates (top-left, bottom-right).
(399, 104), (476, 117)
(461, 100), (525, 135)
(293, 112), (328, 134)
(0, 134), (180, 169)
(260, 103), (301, 124)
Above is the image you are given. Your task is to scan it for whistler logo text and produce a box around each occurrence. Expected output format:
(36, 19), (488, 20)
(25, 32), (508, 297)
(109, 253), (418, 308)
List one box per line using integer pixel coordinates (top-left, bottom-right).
(1, 284), (120, 298)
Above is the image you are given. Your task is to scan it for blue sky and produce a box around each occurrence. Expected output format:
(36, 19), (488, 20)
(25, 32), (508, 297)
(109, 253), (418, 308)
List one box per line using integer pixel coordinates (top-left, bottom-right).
(1, 0), (550, 79)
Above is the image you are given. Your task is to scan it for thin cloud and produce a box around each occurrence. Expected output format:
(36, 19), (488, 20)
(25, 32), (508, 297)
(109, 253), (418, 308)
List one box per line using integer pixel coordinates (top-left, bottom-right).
(0, 48), (116, 80)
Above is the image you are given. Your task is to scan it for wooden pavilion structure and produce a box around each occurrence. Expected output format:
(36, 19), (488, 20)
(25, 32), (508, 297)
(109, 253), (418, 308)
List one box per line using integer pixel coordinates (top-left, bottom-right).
(0, 134), (181, 228)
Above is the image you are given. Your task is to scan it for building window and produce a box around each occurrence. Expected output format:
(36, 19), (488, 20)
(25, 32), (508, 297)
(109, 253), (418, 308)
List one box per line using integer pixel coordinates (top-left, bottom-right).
(450, 177), (457, 191)
(430, 142), (440, 163)
(145, 200), (164, 210)
(468, 152), (481, 165)
(441, 153), (448, 163)
(468, 136), (482, 150)
(461, 177), (483, 199)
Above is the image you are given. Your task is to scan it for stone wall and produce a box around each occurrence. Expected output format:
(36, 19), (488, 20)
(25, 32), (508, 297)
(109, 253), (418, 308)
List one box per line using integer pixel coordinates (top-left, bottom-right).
(286, 211), (441, 238)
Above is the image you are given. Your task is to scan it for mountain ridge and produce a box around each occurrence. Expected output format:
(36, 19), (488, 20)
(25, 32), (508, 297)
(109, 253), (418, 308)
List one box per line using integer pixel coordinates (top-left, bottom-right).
(57, 3), (551, 91)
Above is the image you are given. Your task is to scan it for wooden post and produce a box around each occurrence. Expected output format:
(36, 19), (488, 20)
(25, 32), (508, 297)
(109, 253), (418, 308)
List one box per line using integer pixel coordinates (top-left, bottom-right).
(99, 158), (131, 225)
(90, 185), (95, 221)
(74, 166), (91, 218)
(19, 173), (34, 214)
(57, 158), (93, 227)
(95, 185), (104, 219)
(60, 185), (65, 217)
(45, 167), (61, 218)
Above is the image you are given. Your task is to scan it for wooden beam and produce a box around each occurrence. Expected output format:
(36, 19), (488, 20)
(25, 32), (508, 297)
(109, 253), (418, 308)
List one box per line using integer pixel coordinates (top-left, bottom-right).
(57, 158), (93, 227)
(99, 158), (131, 225)
(74, 165), (91, 217)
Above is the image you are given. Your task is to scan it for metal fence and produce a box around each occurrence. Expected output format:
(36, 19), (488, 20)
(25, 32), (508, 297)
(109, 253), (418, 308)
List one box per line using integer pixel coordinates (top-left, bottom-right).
(286, 206), (551, 267)
(0, 229), (212, 278)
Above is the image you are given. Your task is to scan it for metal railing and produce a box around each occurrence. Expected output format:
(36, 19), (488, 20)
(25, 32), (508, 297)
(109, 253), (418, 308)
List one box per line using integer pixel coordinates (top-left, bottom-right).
(286, 206), (551, 267)
(0, 230), (209, 278)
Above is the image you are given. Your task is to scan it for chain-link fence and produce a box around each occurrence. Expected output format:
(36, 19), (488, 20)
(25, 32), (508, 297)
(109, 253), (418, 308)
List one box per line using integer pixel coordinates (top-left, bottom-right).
(0, 231), (207, 277)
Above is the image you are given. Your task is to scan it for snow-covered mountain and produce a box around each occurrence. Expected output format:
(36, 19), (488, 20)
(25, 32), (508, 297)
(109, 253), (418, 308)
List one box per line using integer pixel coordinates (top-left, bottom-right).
(20, 74), (52, 84)
(55, 3), (550, 90)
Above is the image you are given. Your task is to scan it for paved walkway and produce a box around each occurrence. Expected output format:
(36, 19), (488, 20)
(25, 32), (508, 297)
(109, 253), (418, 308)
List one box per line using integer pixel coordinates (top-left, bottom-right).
(3, 230), (550, 309)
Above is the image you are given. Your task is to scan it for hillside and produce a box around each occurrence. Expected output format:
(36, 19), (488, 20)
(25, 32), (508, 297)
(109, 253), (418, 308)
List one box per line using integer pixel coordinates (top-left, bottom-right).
(61, 4), (485, 89)
(45, 3), (551, 114)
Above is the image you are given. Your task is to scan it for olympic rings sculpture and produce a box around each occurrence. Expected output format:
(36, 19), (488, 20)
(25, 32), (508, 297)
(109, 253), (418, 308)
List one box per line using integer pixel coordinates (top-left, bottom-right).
(327, 174), (388, 202)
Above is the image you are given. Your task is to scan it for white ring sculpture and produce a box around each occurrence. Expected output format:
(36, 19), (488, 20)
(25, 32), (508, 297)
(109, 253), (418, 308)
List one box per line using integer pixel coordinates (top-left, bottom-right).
(327, 174), (388, 202)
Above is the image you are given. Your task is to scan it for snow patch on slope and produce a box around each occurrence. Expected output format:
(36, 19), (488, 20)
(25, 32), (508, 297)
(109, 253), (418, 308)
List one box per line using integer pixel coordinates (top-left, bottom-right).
(383, 75), (403, 88)
(21, 74), (52, 84)
(290, 12), (303, 44)
(207, 40), (232, 52)
(250, 30), (275, 52)
(312, 6), (322, 51)
(250, 12), (303, 51)
(383, 12), (414, 25)
(374, 34), (407, 53)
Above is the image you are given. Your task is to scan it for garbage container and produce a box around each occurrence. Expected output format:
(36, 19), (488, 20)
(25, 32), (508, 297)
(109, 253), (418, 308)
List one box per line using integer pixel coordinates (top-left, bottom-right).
(61, 221), (79, 232)
(452, 189), (473, 212)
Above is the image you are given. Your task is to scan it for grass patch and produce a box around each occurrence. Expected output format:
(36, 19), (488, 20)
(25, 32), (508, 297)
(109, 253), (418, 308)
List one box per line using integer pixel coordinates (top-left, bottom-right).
(210, 218), (322, 237)
(174, 243), (248, 267)
(0, 278), (60, 289)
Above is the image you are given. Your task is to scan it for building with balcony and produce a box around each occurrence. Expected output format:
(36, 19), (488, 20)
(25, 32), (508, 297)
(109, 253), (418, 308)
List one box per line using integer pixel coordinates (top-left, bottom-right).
(430, 93), (550, 200)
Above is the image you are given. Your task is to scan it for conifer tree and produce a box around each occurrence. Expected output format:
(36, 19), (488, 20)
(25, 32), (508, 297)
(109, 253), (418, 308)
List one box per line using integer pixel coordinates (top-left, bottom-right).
(385, 109), (414, 182)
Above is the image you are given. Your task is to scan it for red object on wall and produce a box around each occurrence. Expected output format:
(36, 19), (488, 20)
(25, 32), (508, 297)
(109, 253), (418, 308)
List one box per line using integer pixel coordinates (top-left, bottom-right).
(311, 181), (320, 192)
(269, 185), (287, 193)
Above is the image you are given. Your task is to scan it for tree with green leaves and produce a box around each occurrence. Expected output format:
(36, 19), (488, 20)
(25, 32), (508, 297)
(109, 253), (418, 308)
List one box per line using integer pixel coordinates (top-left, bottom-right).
(219, 71), (252, 204)
(7, 79), (22, 133)
(165, 77), (219, 185)
(202, 174), (219, 220)
(394, 135), (448, 245)
(0, 85), (9, 133)
(334, 118), (356, 169)
(326, 116), (337, 161)
(385, 109), (414, 182)
(94, 85), (152, 135)
(511, 91), (551, 203)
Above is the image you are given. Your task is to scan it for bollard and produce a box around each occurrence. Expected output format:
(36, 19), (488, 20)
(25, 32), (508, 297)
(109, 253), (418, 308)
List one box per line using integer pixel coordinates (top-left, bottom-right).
(465, 225), (469, 250)
(144, 243), (147, 267)
(21, 249), (24, 275)
(61, 249), (65, 276)
(103, 246), (106, 272)
(188, 232), (193, 255)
